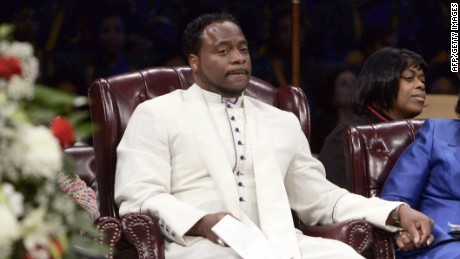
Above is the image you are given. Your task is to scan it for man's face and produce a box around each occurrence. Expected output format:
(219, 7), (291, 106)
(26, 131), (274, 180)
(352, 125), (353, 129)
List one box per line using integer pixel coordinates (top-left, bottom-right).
(189, 21), (251, 97)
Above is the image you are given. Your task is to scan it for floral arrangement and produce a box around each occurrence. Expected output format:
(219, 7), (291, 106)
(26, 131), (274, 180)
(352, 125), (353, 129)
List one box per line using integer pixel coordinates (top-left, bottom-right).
(0, 24), (105, 258)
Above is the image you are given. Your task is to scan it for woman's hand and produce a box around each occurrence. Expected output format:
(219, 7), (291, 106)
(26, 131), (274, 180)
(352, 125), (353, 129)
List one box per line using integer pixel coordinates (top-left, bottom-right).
(394, 230), (435, 252)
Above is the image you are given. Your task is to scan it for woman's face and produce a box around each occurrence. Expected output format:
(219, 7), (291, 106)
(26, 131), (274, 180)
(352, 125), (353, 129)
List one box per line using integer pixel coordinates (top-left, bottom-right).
(387, 65), (426, 120)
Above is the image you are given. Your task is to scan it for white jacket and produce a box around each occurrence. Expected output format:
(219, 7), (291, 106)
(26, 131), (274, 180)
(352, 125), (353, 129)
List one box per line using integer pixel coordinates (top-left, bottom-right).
(115, 84), (400, 258)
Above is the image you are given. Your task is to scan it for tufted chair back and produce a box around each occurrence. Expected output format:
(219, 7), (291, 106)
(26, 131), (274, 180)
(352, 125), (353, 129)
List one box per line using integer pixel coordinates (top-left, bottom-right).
(341, 119), (424, 259)
(64, 145), (98, 196)
(88, 66), (310, 218)
(342, 119), (424, 198)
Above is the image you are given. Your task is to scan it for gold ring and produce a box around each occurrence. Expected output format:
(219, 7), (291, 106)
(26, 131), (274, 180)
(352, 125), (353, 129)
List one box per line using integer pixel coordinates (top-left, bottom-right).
(216, 238), (226, 247)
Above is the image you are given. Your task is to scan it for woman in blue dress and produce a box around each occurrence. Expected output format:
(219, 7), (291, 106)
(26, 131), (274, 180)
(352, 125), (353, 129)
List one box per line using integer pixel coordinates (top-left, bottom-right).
(381, 87), (460, 258)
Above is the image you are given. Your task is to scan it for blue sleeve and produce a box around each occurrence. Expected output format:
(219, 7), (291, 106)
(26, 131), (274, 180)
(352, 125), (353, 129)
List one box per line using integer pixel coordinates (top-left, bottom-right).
(380, 119), (435, 208)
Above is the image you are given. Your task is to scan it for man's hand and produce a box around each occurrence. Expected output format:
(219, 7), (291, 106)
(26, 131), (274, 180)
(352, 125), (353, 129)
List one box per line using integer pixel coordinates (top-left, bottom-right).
(397, 205), (434, 249)
(186, 212), (233, 245)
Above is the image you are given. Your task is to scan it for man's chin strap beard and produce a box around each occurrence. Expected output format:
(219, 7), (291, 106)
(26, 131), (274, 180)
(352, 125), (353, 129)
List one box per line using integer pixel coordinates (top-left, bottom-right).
(218, 86), (246, 98)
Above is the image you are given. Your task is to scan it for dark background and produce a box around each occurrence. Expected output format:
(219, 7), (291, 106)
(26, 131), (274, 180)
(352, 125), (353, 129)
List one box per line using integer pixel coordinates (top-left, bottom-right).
(2, 0), (455, 148)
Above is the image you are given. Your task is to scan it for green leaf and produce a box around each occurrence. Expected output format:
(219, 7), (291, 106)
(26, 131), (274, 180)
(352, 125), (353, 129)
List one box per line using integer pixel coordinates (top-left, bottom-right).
(33, 85), (82, 109)
(74, 123), (95, 142)
(0, 23), (14, 40)
(69, 236), (110, 259)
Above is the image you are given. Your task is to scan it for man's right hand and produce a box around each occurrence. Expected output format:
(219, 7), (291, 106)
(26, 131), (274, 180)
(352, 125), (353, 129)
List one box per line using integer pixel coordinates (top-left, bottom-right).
(397, 205), (434, 249)
(186, 212), (233, 244)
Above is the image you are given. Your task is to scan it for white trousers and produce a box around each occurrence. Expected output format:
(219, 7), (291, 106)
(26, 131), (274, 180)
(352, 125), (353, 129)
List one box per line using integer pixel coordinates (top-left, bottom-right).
(165, 234), (364, 259)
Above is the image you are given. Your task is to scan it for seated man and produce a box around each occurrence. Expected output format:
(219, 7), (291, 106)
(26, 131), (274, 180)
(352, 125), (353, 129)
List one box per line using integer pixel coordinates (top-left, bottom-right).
(115, 12), (434, 259)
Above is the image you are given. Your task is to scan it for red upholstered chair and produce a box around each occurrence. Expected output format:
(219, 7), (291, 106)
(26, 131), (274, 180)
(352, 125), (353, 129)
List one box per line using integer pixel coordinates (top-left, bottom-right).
(342, 119), (425, 258)
(89, 66), (375, 258)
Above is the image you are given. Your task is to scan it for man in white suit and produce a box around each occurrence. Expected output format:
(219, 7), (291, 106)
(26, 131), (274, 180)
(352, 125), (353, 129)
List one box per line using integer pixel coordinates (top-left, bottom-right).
(115, 13), (434, 258)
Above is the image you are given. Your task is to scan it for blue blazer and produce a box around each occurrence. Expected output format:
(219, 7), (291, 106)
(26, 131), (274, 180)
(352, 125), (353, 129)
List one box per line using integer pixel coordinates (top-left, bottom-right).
(381, 118), (460, 258)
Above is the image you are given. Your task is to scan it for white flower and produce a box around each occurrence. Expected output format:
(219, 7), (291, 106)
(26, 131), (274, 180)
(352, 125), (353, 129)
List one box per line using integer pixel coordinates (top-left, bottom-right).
(0, 25), (102, 258)
(0, 41), (34, 57)
(52, 193), (77, 221)
(36, 181), (56, 207)
(0, 205), (20, 258)
(9, 125), (62, 180)
(1, 183), (24, 217)
(6, 74), (36, 100)
(21, 207), (51, 258)
(21, 207), (66, 259)
(0, 41), (39, 101)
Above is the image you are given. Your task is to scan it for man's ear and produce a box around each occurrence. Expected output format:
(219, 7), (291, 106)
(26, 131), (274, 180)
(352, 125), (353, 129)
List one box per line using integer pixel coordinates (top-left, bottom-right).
(189, 54), (199, 73)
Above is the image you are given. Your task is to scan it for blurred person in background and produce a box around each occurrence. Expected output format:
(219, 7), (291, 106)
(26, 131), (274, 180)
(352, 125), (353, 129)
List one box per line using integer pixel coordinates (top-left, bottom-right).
(85, 11), (134, 87)
(310, 65), (359, 154)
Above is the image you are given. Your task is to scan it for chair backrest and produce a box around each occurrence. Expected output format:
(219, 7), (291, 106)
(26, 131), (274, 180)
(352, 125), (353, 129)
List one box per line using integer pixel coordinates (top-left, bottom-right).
(89, 66), (311, 217)
(342, 119), (424, 198)
(63, 145), (98, 196)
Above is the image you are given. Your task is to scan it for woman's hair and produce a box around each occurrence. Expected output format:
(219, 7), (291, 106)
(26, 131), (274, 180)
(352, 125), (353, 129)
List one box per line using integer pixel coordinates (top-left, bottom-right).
(181, 12), (240, 58)
(350, 47), (428, 114)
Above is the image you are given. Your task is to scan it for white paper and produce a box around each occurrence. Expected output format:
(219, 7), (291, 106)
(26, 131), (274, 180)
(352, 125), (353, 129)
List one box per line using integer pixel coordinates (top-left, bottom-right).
(211, 215), (292, 259)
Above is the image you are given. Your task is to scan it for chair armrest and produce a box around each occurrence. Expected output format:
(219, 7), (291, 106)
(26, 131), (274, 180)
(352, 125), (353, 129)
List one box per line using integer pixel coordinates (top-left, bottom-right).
(95, 216), (122, 259)
(117, 214), (394, 259)
(300, 219), (373, 255)
(121, 213), (165, 259)
(371, 228), (396, 259)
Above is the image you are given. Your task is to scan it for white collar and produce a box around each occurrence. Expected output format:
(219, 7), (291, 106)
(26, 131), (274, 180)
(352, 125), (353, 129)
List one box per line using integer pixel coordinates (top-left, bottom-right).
(200, 87), (244, 108)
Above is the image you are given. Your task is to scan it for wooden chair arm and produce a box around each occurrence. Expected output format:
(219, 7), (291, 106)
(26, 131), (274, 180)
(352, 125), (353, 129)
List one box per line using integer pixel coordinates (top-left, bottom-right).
(300, 219), (374, 255)
(121, 213), (165, 259)
(95, 216), (123, 259)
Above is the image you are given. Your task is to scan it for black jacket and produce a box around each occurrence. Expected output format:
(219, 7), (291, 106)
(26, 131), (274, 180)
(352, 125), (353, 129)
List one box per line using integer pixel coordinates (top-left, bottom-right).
(318, 112), (391, 190)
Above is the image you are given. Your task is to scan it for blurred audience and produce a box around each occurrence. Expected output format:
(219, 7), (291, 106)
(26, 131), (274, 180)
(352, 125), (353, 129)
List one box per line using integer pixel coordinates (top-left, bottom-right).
(84, 11), (134, 88)
(427, 63), (458, 95)
(310, 65), (359, 154)
(2, 0), (450, 147)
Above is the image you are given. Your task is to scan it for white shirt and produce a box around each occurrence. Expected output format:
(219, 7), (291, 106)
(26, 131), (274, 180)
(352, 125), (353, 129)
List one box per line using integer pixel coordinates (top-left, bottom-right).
(201, 89), (260, 226)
